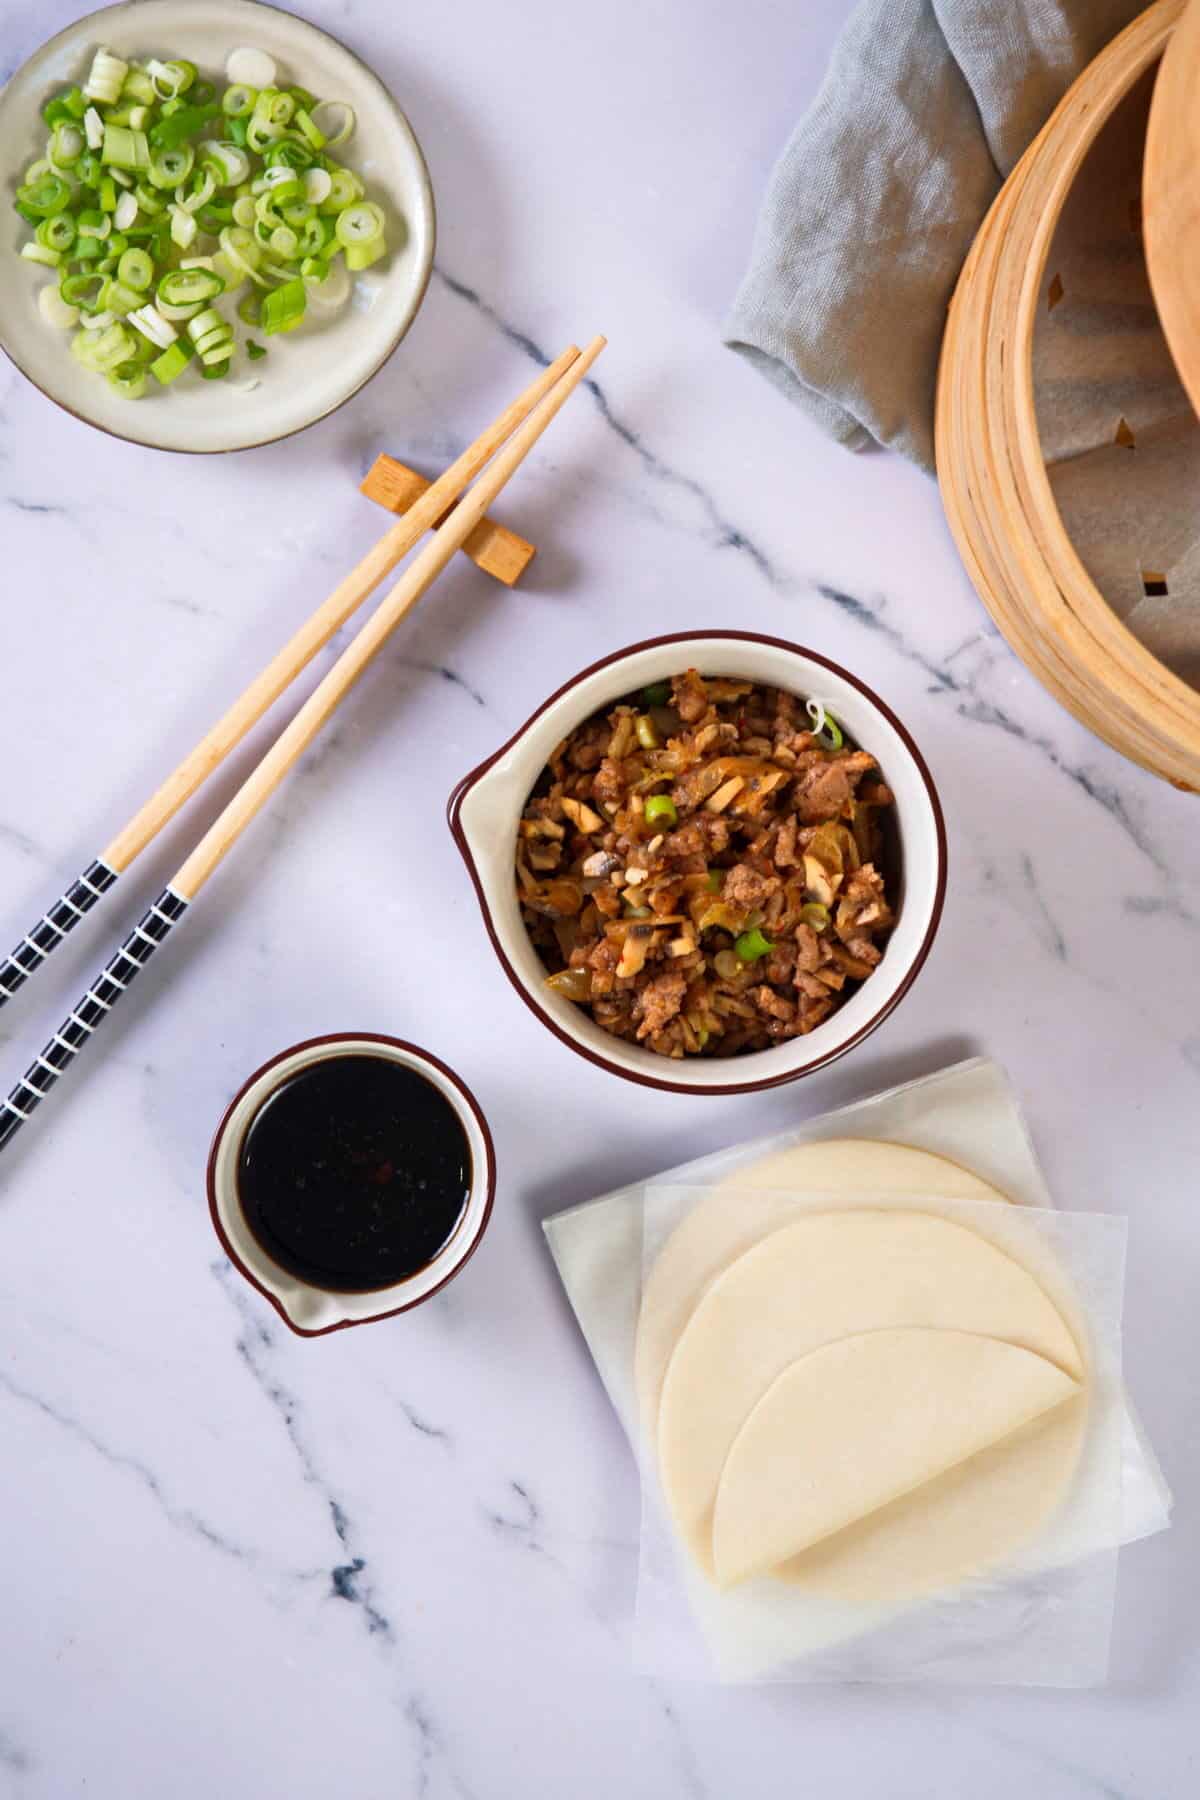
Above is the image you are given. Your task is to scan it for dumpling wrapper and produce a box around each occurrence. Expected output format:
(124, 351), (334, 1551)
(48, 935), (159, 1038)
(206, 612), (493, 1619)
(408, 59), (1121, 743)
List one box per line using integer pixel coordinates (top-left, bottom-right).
(712, 1327), (1080, 1589)
(635, 1139), (1012, 1440)
(657, 1209), (1083, 1580)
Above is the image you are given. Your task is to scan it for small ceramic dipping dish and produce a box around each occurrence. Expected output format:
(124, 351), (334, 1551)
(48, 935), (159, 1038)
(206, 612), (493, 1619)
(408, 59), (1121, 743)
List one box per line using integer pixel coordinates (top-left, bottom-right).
(449, 631), (947, 1096)
(208, 1033), (495, 1335)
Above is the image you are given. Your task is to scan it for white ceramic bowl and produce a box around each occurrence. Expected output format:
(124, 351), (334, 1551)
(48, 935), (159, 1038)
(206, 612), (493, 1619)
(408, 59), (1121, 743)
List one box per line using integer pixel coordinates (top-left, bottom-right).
(208, 1034), (495, 1335)
(449, 632), (948, 1096)
(0, 0), (435, 452)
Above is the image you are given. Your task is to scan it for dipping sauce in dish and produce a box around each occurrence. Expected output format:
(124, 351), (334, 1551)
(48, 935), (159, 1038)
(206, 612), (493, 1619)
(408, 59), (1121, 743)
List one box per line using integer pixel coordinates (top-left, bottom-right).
(237, 1054), (471, 1292)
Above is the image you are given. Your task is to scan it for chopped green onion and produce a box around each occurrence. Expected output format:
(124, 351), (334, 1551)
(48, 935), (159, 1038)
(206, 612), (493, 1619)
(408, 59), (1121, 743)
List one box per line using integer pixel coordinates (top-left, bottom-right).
(43, 88), (87, 126)
(117, 247), (154, 290)
(806, 698), (844, 750)
(158, 266), (226, 307)
(150, 339), (193, 383)
(38, 282), (79, 328)
(268, 224), (299, 259)
(83, 50), (128, 107)
(246, 115), (282, 154)
(310, 99), (355, 146)
(344, 237), (385, 272)
(318, 166), (363, 213)
(149, 102), (220, 150)
(121, 69), (157, 107)
(334, 200), (384, 246)
(19, 47), (394, 399)
(259, 275), (305, 333)
(49, 122), (84, 167)
(61, 271), (104, 308)
(187, 305), (234, 364)
(226, 48), (278, 91)
(734, 929), (774, 964)
(100, 278), (144, 315)
(641, 681), (671, 707)
(644, 795), (678, 828)
(203, 141), (250, 186)
(128, 303), (177, 348)
(263, 137), (314, 171)
(293, 107), (326, 150)
(71, 318), (135, 371)
(800, 903), (830, 931)
(169, 205), (197, 248)
(302, 166), (332, 207)
(634, 714), (659, 751)
(101, 125), (149, 170)
(107, 357), (147, 399)
(148, 144), (194, 188)
(37, 214), (76, 253)
(16, 174), (72, 217)
(222, 83), (257, 118)
(175, 169), (215, 213)
(705, 870), (723, 893)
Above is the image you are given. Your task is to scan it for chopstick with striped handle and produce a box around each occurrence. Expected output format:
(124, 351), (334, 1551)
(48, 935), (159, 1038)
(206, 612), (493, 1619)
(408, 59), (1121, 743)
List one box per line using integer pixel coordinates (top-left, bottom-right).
(0, 347), (581, 1016)
(0, 336), (605, 1154)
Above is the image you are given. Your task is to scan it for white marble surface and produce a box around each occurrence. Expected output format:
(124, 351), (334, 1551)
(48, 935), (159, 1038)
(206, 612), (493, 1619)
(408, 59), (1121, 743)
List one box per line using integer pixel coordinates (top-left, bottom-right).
(0, 1), (1197, 1794)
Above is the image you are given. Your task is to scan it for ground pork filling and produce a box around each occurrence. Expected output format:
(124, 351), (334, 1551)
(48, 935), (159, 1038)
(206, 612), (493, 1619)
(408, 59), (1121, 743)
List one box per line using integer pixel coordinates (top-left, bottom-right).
(515, 670), (897, 1059)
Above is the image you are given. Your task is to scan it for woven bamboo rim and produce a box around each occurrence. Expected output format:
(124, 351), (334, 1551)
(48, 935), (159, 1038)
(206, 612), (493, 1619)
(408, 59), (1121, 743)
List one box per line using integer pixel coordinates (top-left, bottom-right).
(1145, 0), (1200, 415)
(936, 0), (1200, 791)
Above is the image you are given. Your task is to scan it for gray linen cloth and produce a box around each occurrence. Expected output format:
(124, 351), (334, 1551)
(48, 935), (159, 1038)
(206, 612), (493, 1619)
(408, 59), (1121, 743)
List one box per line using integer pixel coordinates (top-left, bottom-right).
(725, 0), (1145, 469)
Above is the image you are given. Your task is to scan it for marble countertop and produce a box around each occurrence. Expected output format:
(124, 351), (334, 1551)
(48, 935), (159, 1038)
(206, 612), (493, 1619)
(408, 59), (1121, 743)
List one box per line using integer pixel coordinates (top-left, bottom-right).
(1, 1), (1198, 1795)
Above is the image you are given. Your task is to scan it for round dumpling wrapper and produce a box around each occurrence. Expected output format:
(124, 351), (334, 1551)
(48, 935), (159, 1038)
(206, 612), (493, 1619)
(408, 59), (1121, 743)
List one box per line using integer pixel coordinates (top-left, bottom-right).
(635, 1138), (1012, 1440)
(655, 1209), (1085, 1595)
(711, 1327), (1080, 1590)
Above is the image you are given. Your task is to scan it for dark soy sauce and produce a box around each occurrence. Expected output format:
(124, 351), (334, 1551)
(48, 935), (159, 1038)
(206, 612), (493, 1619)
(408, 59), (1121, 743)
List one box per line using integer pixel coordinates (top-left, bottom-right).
(238, 1055), (471, 1292)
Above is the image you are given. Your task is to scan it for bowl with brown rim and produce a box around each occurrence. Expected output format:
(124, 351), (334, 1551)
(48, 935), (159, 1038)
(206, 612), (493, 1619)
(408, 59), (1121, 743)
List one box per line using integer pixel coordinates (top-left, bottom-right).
(448, 632), (947, 1096)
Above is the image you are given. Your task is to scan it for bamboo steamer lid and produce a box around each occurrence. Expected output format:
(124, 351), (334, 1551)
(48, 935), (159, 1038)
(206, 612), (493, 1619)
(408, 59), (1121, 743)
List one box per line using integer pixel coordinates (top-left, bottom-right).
(936, 0), (1200, 791)
(1144, 0), (1200, 414)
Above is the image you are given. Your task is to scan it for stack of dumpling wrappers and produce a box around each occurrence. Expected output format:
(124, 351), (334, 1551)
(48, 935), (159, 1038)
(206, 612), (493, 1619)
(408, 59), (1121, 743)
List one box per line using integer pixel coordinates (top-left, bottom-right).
(545, 1061), (1172, 1684)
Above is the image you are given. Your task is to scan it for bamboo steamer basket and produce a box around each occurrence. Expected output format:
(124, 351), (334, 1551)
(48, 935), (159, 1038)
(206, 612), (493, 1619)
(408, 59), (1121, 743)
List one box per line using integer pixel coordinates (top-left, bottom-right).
(1145, 0), (1200, 414)
(936, 0), (1200, 790)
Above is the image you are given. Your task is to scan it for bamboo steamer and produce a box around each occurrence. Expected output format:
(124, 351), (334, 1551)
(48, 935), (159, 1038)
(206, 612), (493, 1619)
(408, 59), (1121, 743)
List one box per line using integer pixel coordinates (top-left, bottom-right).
(1145, 0), (1200, 414)
(936, 0), (1200, 790)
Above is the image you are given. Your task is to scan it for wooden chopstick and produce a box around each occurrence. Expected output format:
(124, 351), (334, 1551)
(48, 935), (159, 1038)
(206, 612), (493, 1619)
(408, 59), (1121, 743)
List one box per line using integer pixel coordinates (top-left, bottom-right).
(0, 337), (605, 1154)
(361, 454), (536, 587)
(0, 347), (580, 1019)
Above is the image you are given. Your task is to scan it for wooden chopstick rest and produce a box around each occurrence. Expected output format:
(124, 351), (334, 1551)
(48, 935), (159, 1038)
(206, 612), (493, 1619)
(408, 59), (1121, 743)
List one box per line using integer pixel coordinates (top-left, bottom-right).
(361, 453), (536, 587)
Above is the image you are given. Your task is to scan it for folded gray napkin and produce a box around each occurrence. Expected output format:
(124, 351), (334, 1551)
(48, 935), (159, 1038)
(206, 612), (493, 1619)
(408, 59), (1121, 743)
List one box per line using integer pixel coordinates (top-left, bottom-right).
(725, 0), (1145, 469)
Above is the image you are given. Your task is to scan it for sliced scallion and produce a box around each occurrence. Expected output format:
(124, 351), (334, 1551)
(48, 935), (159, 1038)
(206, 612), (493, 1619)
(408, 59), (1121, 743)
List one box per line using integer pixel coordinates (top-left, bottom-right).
(18, 45), (393, 399)
(38, 283), (79, 328)
(150, 339), (193, 383)
(259, 275), (305, 334)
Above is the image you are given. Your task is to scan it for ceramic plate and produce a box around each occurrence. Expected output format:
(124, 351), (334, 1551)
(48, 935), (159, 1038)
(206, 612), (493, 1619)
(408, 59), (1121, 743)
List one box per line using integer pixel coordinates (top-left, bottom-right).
(0, 0), (435, 451)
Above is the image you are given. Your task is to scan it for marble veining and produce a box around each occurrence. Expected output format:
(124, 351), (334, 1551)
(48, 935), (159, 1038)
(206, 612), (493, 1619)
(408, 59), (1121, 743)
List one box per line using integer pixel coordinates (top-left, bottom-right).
(0, 0), (1197, 1796)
